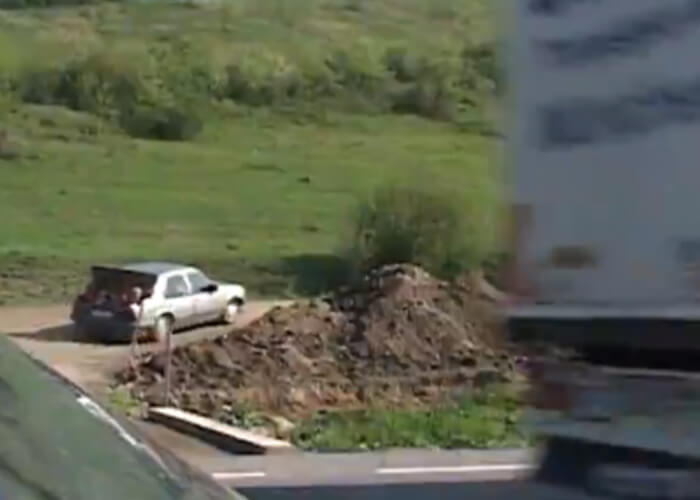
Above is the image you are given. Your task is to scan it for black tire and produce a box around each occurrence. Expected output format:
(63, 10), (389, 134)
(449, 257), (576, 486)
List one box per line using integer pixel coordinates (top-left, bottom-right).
(535, 437), (695, 490)
(536, 438), (595, 486)
(72, 324), (90, 343)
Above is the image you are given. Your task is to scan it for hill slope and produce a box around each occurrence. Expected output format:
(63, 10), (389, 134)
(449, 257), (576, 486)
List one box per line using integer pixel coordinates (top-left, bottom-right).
(0, 0), (501, 304)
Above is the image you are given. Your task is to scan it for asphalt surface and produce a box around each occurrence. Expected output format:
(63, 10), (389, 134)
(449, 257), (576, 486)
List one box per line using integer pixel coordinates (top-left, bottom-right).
(136, 423), (604, 499)
(211, 447), (602, 500)
(190, 446), (601, 500)
(201, 449), (536, 488)
(133, 420), (537, 488)
(238, 480), (601, 500)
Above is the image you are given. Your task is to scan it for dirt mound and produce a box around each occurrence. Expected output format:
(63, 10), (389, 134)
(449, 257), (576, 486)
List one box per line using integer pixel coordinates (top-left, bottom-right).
(116, 264), (515, 420)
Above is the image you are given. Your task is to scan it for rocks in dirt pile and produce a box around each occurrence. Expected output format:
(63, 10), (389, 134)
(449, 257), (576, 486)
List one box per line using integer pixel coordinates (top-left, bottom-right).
(117, 264), (515, 420)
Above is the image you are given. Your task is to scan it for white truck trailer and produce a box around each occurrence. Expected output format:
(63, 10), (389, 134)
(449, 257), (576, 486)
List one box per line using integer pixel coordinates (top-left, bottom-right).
(506, 1), (700, 497)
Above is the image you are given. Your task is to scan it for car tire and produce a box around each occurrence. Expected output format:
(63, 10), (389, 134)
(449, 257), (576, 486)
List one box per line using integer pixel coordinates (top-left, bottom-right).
(222, 298), (243, 325)
(72, 324), (90, 343)
(153, 315), (173, 344)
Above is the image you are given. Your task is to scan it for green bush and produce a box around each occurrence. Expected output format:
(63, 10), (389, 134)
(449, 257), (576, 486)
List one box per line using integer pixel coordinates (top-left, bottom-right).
(383, 47), (417, 84)
(19, 52), (143, 117)
(18, 47), (204, 140)
(223, 63), (304, 106)
(385, 45), (498, 121)
(222, 49), (310, 106)
(325, 43), (391, 111)
(461, 42), (503, 96)
(0, 129), (21, 161)
(386, 50), (463, 120)
(18, 67), (62, 105)
(150, 39), (223, 103)
(0, 0), (113, 7)
(348, 184), (478, 280)
(12, 39), (500, 138)
(119, 103), (203, 141)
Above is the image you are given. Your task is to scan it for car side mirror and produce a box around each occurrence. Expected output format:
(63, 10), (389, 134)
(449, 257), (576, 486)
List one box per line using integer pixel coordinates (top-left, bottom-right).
(201, 283), (218, 294)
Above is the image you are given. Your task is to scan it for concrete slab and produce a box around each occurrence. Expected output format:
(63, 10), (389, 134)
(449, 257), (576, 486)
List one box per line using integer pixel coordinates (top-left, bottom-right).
(147, 407), (296, 455)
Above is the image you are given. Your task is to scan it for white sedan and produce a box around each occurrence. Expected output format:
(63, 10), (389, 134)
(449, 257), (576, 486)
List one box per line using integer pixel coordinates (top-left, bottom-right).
(71, 261), (246, 343)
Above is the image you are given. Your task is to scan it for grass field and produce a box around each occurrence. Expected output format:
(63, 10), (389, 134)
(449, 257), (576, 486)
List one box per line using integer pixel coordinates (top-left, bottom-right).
(0, 0), (501, 305)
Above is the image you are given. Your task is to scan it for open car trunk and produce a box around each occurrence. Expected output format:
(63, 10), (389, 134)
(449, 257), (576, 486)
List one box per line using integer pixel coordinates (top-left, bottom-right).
(71, 266), (159, 342)
(76, 267), (157, 310)
(89, 266), (158, 300)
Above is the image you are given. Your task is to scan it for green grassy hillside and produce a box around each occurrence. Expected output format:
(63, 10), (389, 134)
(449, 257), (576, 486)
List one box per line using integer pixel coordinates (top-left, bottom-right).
(0, 0), (502, 304)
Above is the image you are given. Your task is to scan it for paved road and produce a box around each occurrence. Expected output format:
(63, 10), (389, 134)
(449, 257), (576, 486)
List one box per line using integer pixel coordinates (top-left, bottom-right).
(134, 420), (537, 489)
(237, 480), (600, 500)
(190, 446), (599, 500)
(200, 448), (536, 488)
(207, 448), (599, 500)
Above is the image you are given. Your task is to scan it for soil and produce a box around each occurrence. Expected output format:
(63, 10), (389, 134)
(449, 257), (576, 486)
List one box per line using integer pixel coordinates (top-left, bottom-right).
(1, 302), (282, 402)
(117, 264), (518, 422)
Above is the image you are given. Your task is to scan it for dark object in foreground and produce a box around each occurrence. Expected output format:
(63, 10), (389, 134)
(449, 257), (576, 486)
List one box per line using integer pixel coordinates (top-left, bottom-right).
(0, 335), (244, 500)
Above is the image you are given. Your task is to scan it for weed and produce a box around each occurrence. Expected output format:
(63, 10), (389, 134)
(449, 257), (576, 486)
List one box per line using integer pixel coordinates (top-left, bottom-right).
(292, 386), (530, 451)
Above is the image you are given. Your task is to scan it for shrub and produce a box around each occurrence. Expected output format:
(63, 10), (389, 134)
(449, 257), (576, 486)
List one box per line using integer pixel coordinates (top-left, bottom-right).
(0, 129), (21, 160)
(348, 184), (478, 280)
(19, 51), (143, 117)
(0, 0), (113, 7)
(249, 0), (319, 28)
(385, 47), (463, 120)
(151, 39), (223, 102)
(12, 40), (500, 139)
(325, 42), (391, 110)
(0, 74), (13, 100)
(383, 47), (418, 84)
(58, 54), (142, 115)
(119, 103), (203, 141)
(18, 46), (204, 140)
(222, 50), (308, 106)
(461, 42), (503, 96)
(340, 0), (367, 13)
(18, 67), (62, 105)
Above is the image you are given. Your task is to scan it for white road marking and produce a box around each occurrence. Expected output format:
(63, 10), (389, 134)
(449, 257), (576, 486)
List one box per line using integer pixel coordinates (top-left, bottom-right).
(212, 471), (267, 480)
(211, 463), (534, 483)
(375, 464), (535, 475)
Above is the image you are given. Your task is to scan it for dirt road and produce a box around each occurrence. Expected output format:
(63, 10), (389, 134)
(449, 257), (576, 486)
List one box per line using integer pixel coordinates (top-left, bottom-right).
(0, 301), (285, 401)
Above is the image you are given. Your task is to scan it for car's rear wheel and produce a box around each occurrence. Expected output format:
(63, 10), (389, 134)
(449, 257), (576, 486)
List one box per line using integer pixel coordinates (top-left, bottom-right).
(72, 324), (90, 342)
(222, 298), (243, 325)
(153, 315), (173, 344)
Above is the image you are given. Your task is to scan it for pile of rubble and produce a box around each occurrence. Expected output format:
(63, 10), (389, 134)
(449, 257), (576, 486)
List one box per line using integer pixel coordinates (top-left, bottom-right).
(116, 264), (516, 421)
